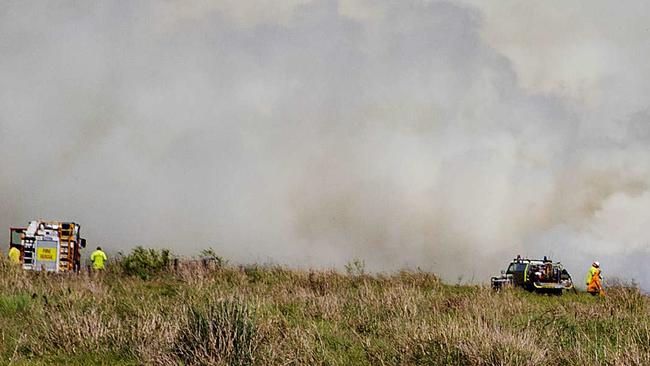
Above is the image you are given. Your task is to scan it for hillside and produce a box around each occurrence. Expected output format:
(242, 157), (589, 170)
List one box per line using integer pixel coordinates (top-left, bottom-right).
(0, 250), (648, 365)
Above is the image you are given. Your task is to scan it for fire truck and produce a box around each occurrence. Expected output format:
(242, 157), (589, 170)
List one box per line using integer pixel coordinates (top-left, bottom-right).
(491, 256), (574, 295)
(9, 220), (86, 272)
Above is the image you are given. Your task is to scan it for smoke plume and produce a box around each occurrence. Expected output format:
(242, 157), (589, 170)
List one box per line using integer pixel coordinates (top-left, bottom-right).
(1, 0), (649, 287)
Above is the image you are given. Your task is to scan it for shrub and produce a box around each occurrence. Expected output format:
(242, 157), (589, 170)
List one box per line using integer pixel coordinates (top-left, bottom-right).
(345, 259), (366, 276)
(119, 246), (172, 280)
(200, 247), (227, 268)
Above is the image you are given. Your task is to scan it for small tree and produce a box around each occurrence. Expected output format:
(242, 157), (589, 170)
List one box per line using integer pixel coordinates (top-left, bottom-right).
(200, 247), (227, 268)
(120, 246), (172, 280)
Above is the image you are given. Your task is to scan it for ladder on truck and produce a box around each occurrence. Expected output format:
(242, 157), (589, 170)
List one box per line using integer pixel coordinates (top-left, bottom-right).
(17, 230), (35, 271)
(58, 223), (75, 272)
(21, 221), (48, 271)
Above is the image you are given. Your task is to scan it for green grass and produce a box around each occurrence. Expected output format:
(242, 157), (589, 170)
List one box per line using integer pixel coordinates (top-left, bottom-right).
(0, 251), (647, 365)
(0, 293), (30, 315)
(10, 352), (139, 366)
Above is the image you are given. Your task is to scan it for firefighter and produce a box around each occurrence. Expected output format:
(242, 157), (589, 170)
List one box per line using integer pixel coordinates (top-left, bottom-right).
(8, 245), (21, 264)
(585, 261), (604, 296)
(90, 246), (107, 270)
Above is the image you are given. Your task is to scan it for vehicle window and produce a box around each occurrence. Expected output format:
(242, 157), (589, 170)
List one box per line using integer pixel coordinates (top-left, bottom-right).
(11, 230), (22, 245)
(515, 263), (527, 272)
(506, 263), (516, 274)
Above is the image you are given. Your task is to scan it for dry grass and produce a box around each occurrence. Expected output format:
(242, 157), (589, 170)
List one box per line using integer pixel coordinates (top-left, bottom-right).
(0, 255), (648, 365)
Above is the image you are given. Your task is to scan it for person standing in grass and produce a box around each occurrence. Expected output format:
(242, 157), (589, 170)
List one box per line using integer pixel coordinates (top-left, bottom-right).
(585, 261), (604, 296)
(8, 245), (21, 265)
(90, 246), (108, 270)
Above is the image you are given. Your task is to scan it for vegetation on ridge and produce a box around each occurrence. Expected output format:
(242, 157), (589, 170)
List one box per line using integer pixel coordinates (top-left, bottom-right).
(0, 248), (648, 365)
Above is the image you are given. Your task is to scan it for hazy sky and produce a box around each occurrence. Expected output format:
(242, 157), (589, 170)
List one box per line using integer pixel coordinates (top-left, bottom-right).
(1, 1), (649, 287)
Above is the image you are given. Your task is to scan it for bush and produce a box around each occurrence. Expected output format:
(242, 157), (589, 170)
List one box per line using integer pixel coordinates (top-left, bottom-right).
(200, 247), (227, 268)
(119, 246), (172, 280)
(345, 259), (366, 276)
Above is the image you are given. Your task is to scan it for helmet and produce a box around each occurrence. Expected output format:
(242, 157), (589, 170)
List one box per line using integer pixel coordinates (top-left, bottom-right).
(593, 261), (600, 267)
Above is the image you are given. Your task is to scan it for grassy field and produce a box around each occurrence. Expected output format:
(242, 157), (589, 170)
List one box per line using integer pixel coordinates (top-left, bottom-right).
(0, 249), (648, 365)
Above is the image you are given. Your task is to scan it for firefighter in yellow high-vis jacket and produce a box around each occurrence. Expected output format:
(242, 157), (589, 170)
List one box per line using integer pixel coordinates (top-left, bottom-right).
(90, 246), (107, 270)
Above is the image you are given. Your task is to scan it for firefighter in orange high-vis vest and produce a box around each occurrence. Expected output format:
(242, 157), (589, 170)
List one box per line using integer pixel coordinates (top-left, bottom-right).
(585, 261), (604, 296)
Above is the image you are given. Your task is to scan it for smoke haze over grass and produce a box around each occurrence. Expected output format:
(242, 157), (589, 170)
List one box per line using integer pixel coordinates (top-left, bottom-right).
(1, 0), (649, 287)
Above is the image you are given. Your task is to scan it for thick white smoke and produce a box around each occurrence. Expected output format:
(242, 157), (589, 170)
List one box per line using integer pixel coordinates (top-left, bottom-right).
(0, 1), (648, 287)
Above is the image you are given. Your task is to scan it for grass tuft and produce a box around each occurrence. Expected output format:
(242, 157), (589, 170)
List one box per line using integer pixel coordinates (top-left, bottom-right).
(175, 298), (257, 366)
